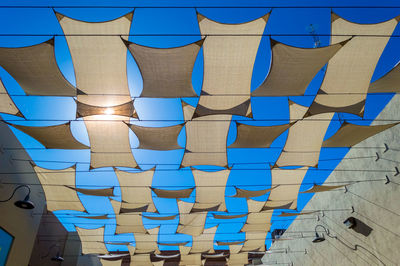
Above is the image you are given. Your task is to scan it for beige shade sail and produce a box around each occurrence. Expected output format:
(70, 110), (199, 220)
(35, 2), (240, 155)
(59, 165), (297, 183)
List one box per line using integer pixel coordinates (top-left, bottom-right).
(181, 114), (231, 167)
(322, 122), (399, 147)
(179, 245), (191, 256)
(181, 101), (196, 121)
(241, 212), (272, 232)
(56, 12), (133, 100)
(195, 97), (252, 118)
(9, 122), (88, 149)
(0, 39), (76, 96)
(230, 186), (277, 198)
(34, 165), (85, 212)
(247, 199), (266, 213)
(177, 200), (207, 237)
(127, 123), (184, 150)
(66, 186), (114, 197)
(100, 259), (122, 266)
(198, 13), (269, 112)
(179, 254), (202, 266)
(130, 254), (152, 266)
(275, 113), (333, 167)
(229, 122), (291, 148)
(241, 232), (267, 252)
(217, 240), (246, 247)
(227, 253), (248, 265)
(252, 38), (346, 96)
(76, 100), (137, 118)
(133, 227), (160, 254)
(289, 101), (309, 121)
(75, 226), (108, 255)
(142, 214), (177, 221)
(76, 215), (109, 219)
(85, 116), (138, 169)
(264, 167), (309, 210)
(0, 79), (22, 116)
(114, 168), (156, 213)
(158, 241), (189, 246)
(151, 187), (194, 198)
(189, 226), (218, 254)
(310, 13), (398, 116)
(212, 213), (248, 219)
(262, 200), (294, 211)
(300, 184), (348, 193)
(152, 260), (164, 266)
(192, 169), (230, 212)
(125, 38), (202, 98)
(277, 211), (317, 217)
(369, 62), (400, 93)
(110, 199), (146, 234)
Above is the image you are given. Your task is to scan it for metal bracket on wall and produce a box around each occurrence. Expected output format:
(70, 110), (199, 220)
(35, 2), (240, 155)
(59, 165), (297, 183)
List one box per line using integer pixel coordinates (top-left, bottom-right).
(385, 175), (391, 184)
(394, 167), (399, 176)
(383, 143), (389, 153)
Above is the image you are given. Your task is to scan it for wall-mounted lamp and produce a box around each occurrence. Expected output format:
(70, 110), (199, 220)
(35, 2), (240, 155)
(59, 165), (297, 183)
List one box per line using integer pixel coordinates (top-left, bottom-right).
(0, 184), (35, 209)
(312, 224), (329, 243)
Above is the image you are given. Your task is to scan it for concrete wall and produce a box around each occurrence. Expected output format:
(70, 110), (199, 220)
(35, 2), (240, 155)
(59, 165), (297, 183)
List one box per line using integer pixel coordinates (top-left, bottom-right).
(0, 122), (45, 266)
(262, 96), (400, 266)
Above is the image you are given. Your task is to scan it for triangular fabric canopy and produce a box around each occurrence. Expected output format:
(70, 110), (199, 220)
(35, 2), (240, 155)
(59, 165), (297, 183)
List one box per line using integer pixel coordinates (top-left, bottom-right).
(110, 199), (146, 234)
(151, 187), (194, 198)
(196, 12), (269, 115)
(100, 259), (122, 266)
(179, 254), (203, 266)
(275, 113), (333, 167)
(181, 114), (231, 167)
(0, 79), (22, 116)
(230, 186), (276, 198)
(66, 186), (114, 197)
(194, 98), (252, 118)
(177, 200), (207, 237)
(181, 101), (196, 121)
(9, 122), (88, 149)
(309, 13), (398, 116)
(125, 38), (202, 98)
(241, 232), (267, 252)
(212, 213), (248, 219)
(0, 38), (76, 96)
(322, 122), (399, 147)
(127, 123), (184, 150)
(300, 184), (347, 193)
(241, 212), (272, 232)
(251, 38), (346, 96)
(369, 62), (400, 93)
(229, 122), (291, 148)
(217, 240), (246, 247)
(289, 101), (309, 121)
(246, 199), (265, 213)
(114, 168), (157, 212)
(133, 227), (160, 254)
(142, 214), (177, 221)
(130, 254), (152, 266)
(227, 253), (248, 265)
(75, 226), (108, 255)
(34, 165), (85, 212)
(76, 100), (137, 118)
(277, 211), (317, 217)
(158, 241), (189, 246)
(192, 168), (230, 212)
(189, 226), (218, 254)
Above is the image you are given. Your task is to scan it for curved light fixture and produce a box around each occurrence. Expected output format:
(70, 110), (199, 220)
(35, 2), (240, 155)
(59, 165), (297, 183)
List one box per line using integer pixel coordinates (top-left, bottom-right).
(312, 224), (329, 243)
(0, 184), (35, 209)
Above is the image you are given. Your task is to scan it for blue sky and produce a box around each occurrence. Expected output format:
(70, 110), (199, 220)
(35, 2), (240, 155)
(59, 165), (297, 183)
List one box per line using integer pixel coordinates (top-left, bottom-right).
(0, 0), (400, 253)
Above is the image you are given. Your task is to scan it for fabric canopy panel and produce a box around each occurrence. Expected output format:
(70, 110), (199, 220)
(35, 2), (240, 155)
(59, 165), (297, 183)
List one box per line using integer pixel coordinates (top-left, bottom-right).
(130, 254), (152, 266)
(181, 114), (231, 167)
(35, 165), (85, 212)
(227, 253), (248, 265)
(76, 215), (109, 219)
(179, 254), (203, 266)
(0, 79), (22, 116)
(110, 199), (146, 234)
(309, 13), (398, 116)
(263, 167), (308, 210)
(100, 259), (122, 266)
(67, 186), (114, 197)
(252, 38), (345, 96)
(189, 226), (218, 254)
(114, 168), (156, 212)
(213, 213), (248, 219)
(278, 211), (316, 217)
(196, 13), (269, 115)
(300, 184), (347, 193)
(247, 199), (266, 213)
(127, 123), (184, 150)
(241, 232), (267, 252)
(322, 122), (399, 147)
(142, 214), (177, 221)
(0, 39), (76, 96)
(76, 100), (137, 118)
(85, 116), (138, 169)
(125, 39), (202, 98)
(133, 227), (160, 254)
(181, 101), (196, 121)
(158, 241), (189, 246)
(369, 63), (400, 93)
(275, 113), (333, 167)
(177, 200), (207, 236)
(192, 169), (230, 212)
(151, 187), (194, 198)
(229, 122), (291, 148)
(75, 226), (108, 255)
(57, 12), (133, 103)
(195, 98), (252, 118)
(289, 101), (309, 121)
(241, 212), (272, 232)
(9, 122), (88, 149)
(230, 186), (276, 198)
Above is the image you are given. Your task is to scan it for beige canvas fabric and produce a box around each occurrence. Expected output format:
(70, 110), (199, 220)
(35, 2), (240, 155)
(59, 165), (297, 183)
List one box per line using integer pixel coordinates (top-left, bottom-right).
(189, 226), (218, 254)
(229, 122), (291, 148)
(114, 168), (156, 212)
(133, 227), (160, 254)
(76, 100), (137, 118)
(35, 165), (85, 212)
(181, 114), (231, 167)
(322, 122), (398, 147)
(227, 253), (248, 265)
(129, 254), (152, 266)
(179, 245), (191, 256)
(192, 169), (230, 212)
(198, 13), (269, 112)
(142, 214), (177, 221)
(151, 187), (194, 198)
(230, 186), (276, 198)
(262, 200), (294, 211)
(216, 241), (246, 247)
(179, 254), (202, 266)
(66, 186), (114, 196)
(277, 211), (316, 217)
(195, 97), (252, 118)
(369, 62), (400, 93)
(182, 101), (196, 121)
(252, 38), (345, 96)
(300, 184), (347, 193)
(241, 232), (267, 252)
(0, 39), (76, 96)
(126, 39), (202, 98)
(241, 212), (272, 232)
(289, 101), (309, 121)
(158, 241), (189, 246)
(75, 226), (108, 255)
(177, 200), (207, 236)
(110, 200), (146, 234)
(10, 122), (88, 149)
(275, 113), (333, 167)
(0, 79), (22, 116)
(57, 12), (132, 99)
(152, 260), (164, 266)
(310, 13), (398, 116)
(127, 123), (184, 150)
(247, 199), (266, 213)
(100, 259), (122, 266)
(212, 213), (247, 219)
(84, 115), (138, 169)
(264, 167), (309, 210)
